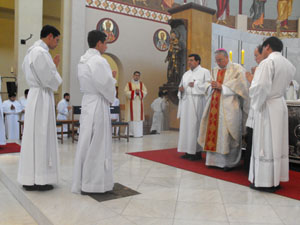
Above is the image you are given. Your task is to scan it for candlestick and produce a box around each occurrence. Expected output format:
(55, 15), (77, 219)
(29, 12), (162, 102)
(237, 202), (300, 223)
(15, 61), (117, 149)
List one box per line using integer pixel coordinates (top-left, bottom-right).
(241, 49), (245, 65)
(229, 51), (232, 62)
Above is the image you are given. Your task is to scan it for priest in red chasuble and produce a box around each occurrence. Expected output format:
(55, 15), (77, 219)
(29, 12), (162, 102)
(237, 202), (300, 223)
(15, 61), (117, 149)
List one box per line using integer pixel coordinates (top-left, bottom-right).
(198, 49), (249, 171)
(124, 71), (147, 137)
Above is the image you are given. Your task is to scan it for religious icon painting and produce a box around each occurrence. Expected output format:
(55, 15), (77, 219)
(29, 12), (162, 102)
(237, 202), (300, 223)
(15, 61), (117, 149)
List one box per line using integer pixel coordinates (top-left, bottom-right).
(153, 29), (170, 52)
(96, 18), (119, 44)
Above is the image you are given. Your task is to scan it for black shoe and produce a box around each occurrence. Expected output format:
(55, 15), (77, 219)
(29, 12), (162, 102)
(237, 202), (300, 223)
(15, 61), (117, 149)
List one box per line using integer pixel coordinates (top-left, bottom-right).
(36, 184), (54, 191)
(150, 130), (157, 134)
(189, 153), (202, 161)
(249, 183), (280, 193)
(223, 167), (233, 172)
(180, 153), (191, 159)
(23, 185), (38, 191)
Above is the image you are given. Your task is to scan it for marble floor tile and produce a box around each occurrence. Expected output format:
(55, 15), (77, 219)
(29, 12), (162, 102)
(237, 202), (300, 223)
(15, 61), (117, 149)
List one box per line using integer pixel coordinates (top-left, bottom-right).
(226, 204), (283, 224)
(134, 187), (178, 201)
(173, 220), (230, 225)
(125, 216), (173, 225)
(174, 202), (228, 222)
(178, 188), (223, 203)
(122, 199), (176, 218)
(272, 205), (300, 225)
(221, 190), (268, 205)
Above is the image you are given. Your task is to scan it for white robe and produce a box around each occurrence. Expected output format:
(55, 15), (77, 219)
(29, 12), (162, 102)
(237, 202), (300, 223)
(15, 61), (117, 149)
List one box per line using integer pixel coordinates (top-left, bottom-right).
(150, 97), (167, 133)
(3, 100), (22, 140)
(248, 52), (296, 187)
(0, 77), (6, 145)
(177, 65), (211, 154)
(285, 80), (299, 100)
(19, 97), (27, 121)
(72, 48), (116, 194)
(56, 99), (69, 136)
(18, 40), (62, 186)
(111, 98), (120, 134)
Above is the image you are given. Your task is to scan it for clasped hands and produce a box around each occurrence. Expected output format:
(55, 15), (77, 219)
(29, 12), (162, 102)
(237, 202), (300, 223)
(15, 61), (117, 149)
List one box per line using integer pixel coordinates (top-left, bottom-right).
(211, 81), (222, 90)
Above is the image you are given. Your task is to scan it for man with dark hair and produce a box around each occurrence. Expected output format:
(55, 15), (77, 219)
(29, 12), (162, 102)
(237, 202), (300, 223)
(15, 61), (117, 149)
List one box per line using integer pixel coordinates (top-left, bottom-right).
(72, 30), (116, 194)
(178, 54), (211, 160)
(18, 25), (62, 191)
(124, 71), (147, 137)
(198, 49), (249, 170)
(3, 93), (22, 140)
(248, 36), (296, 192)
(57, 93), (71, 136)
(20, 89), (29, 121)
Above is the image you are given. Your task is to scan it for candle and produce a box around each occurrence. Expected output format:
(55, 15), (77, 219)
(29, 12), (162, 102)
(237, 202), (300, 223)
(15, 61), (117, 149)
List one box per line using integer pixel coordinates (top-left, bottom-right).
(241, 49), (245, 65)
(10, 66), (14, 73)
(229, 51), (232, 62)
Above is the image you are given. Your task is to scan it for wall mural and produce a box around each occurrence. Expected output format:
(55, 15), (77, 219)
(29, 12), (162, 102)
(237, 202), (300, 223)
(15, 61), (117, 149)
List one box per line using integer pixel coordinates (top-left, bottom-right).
(96, 18), (119, 43)
(250, 0), (266, 29)
(119, 0), (176, 12)
(153, 29), (170, 52)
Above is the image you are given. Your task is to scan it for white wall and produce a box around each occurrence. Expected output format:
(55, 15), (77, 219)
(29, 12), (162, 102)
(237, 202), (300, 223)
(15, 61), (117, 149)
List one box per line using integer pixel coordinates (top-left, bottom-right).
(85, 7), (170, 118)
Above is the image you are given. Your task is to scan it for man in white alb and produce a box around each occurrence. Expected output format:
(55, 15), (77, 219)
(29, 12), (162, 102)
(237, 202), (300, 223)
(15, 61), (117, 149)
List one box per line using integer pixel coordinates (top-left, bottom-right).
(178, 54), (211, 160)
(150, 90), (168, 134)
(124, 71), (147, 137)
(57, 93), (71, 136)
(18, 25), (62, 191)
(72, 30), (116, 194)
(3, 93), (22, 140)
(248, 36), (296, 192)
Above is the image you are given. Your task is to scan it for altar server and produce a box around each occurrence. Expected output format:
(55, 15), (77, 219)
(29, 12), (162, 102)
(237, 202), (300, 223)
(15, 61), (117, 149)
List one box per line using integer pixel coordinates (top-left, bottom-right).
(3, 93), (22, 140)
(249, 36), (296, 192)
(18, 25), (62, 191)
(72, 30), (116, 194)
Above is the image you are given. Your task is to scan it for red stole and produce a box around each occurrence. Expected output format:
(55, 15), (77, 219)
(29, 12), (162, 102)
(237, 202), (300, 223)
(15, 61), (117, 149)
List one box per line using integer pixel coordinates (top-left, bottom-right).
(128, 82), (144, 121)
(204, 69), (226, 152)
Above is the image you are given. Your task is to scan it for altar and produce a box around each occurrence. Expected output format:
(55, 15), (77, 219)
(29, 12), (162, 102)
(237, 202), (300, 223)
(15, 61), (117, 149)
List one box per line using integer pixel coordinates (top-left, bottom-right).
(287, 100), (300, 164)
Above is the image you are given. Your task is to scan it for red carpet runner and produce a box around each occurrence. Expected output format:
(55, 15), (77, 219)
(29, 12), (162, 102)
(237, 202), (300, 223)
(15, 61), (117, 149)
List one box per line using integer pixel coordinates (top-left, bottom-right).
(0, 143), (21, 154)
(128, 148), (300, 201)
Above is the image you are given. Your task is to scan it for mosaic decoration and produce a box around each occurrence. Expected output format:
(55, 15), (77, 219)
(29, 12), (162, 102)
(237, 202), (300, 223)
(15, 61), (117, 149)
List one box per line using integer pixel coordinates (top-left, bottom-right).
(86, 0), (171, 24)
(247, 29), (298, 38)
(97, 18), (119, 43)
(153, 29), (170, 51)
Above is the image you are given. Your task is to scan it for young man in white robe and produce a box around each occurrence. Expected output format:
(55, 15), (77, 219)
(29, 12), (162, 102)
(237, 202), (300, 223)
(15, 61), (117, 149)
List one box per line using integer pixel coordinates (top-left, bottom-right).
(72, 30), (116, 194)
(150, 91), (167, 134)
(0, 78), (6, 145)
(198, 49), (249, 170)
(124, 71), (147, 137)
(177, 54), (211, 160)
(18, 25), (62, 191)
(57, 93), (71, 137)
(3, 93), (22, 140)
(248, 36), (296, 192)
(19, 89), (29, 121)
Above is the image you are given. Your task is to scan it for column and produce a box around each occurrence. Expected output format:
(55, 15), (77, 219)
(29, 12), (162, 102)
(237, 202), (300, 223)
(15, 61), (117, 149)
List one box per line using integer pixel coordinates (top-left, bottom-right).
(15, 0), (43, 98)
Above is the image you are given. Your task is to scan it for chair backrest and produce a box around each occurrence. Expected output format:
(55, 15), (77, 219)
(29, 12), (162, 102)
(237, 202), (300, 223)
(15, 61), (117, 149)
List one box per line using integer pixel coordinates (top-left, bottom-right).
(72, 106), (81, 120)
(110, 106), (120, 114)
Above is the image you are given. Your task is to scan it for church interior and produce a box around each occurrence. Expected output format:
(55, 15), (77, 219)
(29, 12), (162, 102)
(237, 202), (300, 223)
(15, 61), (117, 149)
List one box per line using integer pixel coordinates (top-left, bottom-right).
(0, 0), (300, 224)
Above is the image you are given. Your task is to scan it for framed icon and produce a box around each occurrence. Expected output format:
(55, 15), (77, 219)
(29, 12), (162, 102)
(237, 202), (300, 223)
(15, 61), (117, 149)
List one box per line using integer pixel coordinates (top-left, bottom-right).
(153, 29), (170, 51)
(96, 18), (119, 44)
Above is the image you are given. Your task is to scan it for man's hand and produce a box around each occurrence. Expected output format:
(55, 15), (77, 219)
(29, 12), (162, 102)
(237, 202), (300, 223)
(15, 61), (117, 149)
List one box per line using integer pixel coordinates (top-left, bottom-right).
(10, 104), (15, 110)
(179, 86), (184, 92)
(211, 81), (222, 90)
(135, 89), (140, 95)
(188, 81), (194, 88)
(245, 72), (254, 84)
(53, 55), (60, 68)
(67, 106), (72, 111)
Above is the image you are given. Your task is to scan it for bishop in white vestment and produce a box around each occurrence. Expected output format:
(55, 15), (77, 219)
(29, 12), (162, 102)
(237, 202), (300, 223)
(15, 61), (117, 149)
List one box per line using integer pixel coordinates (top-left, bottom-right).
(124, 71), (147, 137)
(3, 94), (22, 140)
(18, 25), (62, 191)
(248, 37), (296, 191)
(177, 54), (211, 160)
(72, 30), (116, 194)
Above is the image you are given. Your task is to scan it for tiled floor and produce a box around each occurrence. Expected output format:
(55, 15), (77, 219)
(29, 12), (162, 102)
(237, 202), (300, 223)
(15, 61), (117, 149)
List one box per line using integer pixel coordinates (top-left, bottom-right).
(0, 131), (299, 225)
